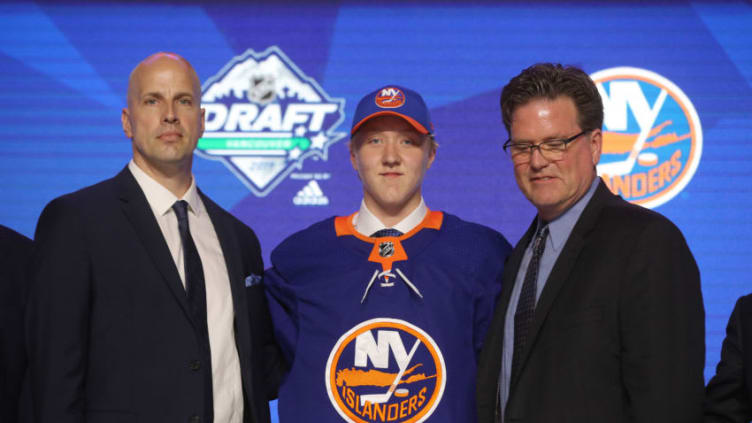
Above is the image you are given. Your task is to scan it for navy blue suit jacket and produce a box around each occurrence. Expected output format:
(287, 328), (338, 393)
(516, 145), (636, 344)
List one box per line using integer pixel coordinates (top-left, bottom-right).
(705, 293), (752, 422)
(0, 225), (33, 423)
(27, 167), (284, 423)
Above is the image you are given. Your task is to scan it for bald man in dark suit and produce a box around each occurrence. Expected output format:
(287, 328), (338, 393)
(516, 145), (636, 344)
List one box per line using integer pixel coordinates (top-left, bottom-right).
(26, 52), (284, 423)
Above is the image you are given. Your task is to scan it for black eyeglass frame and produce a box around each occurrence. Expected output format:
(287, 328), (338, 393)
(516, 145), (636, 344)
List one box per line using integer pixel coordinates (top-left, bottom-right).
(502, 130), (590, 160)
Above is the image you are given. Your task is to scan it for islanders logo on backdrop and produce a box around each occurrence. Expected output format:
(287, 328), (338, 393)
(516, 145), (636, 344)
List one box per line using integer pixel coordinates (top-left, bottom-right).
(197, 47), (345, 196)
(590, 67), (702, 208)
(325, 318), (446, 423)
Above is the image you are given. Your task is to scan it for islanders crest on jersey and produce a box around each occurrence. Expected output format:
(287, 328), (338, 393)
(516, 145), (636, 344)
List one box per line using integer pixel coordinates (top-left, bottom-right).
(197, 46), (345, 197)
(325, 318), (446, 423)
(591, 67), (702, 208)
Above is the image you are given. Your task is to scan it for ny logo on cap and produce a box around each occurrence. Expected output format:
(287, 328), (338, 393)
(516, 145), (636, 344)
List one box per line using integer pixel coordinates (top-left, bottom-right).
(375, 87), (405, 108)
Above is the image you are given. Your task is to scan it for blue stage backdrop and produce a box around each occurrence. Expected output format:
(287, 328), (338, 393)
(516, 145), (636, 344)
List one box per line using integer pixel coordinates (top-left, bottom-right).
(2, 1), (750, 420)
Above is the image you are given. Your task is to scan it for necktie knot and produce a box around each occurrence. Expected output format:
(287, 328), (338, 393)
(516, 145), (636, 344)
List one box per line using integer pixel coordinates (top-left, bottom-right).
(370, 228), (403, 238)
(172, 200), (189, 222)
(532, 226), (549, 255)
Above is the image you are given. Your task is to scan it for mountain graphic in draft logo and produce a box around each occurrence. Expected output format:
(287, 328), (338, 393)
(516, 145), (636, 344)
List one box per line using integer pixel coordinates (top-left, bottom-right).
(591, 67), (702, 208)
(325, 318), (445, 423)
(197, 46), (345, 197)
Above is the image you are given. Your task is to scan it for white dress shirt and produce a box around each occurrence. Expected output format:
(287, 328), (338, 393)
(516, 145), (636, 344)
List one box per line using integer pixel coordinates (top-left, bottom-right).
(128, 160), (243, 423)
(352, 197), (428, 236)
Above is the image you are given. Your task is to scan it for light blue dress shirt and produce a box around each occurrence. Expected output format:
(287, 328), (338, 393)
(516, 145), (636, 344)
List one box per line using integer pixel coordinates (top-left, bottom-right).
(498, 177), (600, 420)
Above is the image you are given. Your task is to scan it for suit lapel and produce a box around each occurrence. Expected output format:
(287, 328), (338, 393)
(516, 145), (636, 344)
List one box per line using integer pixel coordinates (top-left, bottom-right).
(510, 180), (612, 390)
(200, 192), (258, 414)
(200, 192), (249, 352)
(498, 221), (537, 336)
(485, 219), (535, 408)
(201, 192), (244, 297)
(114, 167), (196, 328)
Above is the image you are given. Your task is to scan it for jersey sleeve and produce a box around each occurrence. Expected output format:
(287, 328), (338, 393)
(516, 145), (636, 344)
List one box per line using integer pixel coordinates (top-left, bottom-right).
(264, 265), (299, 366)
(473, 231), (511, 357)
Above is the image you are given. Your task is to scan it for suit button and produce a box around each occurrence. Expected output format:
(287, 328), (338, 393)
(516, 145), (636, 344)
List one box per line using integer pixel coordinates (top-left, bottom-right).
(189, 360), (201, 371)
(189, 415), (200, 423)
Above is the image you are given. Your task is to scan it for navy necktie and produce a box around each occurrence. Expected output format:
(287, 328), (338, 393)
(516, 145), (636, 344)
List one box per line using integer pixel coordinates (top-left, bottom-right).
(172, 200), (213, 419)
(370, 228), (403, 238)
(511, 225), (549, 383)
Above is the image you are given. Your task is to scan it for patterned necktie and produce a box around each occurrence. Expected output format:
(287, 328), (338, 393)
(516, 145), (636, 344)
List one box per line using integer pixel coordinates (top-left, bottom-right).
(511, 225), (549, 383)
(172, 200), (213, 419)
(370, 228), (403, 238)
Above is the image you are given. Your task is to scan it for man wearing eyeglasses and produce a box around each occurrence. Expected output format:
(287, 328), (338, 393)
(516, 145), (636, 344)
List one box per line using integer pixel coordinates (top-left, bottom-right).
(476, 63), (705, 423)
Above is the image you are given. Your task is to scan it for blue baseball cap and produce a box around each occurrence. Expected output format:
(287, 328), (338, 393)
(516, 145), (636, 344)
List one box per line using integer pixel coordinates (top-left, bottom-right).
(350, 85), (433, 135)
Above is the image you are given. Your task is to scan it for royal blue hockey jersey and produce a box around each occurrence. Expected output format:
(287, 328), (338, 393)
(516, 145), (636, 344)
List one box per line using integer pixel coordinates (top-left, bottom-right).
(265, 211), (511, 422)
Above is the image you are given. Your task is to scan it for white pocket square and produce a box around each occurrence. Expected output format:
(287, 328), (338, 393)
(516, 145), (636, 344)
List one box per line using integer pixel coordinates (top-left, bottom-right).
(244, 274), (263, 287)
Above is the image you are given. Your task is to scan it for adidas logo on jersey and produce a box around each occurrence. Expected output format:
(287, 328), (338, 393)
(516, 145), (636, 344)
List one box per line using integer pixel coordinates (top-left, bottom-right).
(293, 180), (329, 206)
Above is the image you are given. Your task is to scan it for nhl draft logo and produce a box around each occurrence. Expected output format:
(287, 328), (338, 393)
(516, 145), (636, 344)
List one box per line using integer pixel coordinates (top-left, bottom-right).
(591, 67), (702, 208)
(197, 47), (346, 196)
(325, 318), (446, 423)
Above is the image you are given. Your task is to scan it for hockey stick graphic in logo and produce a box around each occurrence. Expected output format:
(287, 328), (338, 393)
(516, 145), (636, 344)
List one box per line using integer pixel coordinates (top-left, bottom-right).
(359, 339), (421, 406)
(597, 88), (667, 176)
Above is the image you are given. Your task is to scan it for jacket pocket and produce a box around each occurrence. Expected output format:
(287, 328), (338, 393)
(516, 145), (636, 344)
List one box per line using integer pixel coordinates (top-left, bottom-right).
(557, 305), (605, 330)
(86, 410), (136, 423)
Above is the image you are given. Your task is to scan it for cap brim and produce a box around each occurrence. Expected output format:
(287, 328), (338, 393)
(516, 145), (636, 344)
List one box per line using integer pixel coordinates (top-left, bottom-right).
(351, 111), (430, 135)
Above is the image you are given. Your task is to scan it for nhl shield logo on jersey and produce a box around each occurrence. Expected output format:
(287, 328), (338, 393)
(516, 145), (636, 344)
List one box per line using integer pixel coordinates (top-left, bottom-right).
(325, 318), (446, 423)
(590, 67), (702, 208)
(378, 241), (395, 258)
(197, 47), (346, 197)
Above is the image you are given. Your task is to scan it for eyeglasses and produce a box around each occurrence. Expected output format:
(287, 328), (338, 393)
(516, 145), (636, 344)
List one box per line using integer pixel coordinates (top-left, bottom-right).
(502, 130), (589, 163)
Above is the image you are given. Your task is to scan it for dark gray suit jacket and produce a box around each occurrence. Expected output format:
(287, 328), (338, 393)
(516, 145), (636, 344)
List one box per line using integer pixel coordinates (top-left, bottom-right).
(477, 179), (705, 423)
